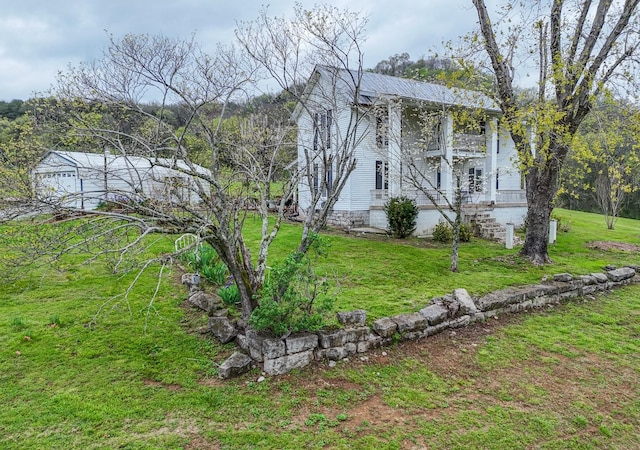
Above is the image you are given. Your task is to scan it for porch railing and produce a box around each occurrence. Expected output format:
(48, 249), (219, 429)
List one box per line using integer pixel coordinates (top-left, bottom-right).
(496, 190), (526, 204)
(452, 133), (486, 154)
(370, 189), (447, 207)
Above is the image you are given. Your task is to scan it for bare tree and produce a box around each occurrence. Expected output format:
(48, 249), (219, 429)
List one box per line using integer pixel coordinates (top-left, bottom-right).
(17, 5), (368, 324)
(235, 4), (368, 256)
(469, 0), (640, 263)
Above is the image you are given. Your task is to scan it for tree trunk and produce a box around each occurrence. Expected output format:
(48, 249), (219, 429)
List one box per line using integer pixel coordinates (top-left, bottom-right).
(519, 165), (557, 264)
(451, 225), (460, 273)
(206, 236), (259, 322)
(235, 267), (259, 322)
(450, 180), (463, 273)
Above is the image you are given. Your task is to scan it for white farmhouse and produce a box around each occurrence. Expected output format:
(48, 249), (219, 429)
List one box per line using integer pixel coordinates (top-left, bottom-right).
(294, 66), (527, 237)
(33, 150), (210, 210)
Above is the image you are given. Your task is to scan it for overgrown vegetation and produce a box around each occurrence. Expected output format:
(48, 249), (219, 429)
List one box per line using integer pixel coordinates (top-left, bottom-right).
(183, 245), (229, 286)
(249, 233), (336, 338)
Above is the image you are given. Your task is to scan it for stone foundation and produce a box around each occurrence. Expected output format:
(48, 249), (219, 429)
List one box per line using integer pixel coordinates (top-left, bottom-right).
(298, 208), (370, 229)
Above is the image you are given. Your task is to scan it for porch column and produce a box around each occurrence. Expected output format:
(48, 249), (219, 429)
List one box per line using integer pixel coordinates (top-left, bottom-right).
(486, 117), (498, 203)
(387, 100), (402, 197)
(440, 113), (454, 199)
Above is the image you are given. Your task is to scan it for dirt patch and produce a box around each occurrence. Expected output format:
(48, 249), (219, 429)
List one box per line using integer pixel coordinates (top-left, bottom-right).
(142, 378), (183, 391)
(587, 240), (640, 252)
(184, 437), (221, 450)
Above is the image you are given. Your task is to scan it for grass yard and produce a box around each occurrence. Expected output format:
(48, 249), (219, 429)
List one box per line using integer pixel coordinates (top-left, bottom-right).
(1, 208), (639, 448)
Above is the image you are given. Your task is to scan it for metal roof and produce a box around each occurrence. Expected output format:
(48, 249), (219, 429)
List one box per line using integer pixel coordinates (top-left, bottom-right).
(40, 151), (210, 176)
(317, 66), (499, 112)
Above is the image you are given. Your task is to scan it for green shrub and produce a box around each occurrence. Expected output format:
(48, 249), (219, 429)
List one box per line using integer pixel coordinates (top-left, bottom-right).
(459, 222), (472, 242)
(249, 233), (335, 338)
(384, 196), (418, 238)
(183, 245), (218, 271)
(432, 220), (453, 242)
(432, 221), (471, 242)
(551, 214), (572, 233)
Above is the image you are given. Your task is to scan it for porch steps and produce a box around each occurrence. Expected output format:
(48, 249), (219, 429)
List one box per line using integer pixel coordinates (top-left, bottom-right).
(469, 212), (507, 243)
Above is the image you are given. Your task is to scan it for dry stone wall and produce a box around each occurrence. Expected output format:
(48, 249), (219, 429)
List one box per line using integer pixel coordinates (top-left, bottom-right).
(186, 266), (639, 378)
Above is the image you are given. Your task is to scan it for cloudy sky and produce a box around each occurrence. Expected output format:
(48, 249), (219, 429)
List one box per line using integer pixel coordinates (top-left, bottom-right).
(0, 0), (487, 101)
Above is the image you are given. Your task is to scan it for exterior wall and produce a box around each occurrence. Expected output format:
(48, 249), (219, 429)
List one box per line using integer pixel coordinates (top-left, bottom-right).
(489, 205), (527, 227)
(371, 207), (455, 237)
(495, 126), (523, 192)
(33, 154), (81, 208)
(371, 204), (526, 236)
(296, 76), (378, 214)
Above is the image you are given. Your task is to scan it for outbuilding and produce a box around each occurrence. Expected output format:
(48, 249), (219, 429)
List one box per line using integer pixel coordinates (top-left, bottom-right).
(33, 150), (209, 210)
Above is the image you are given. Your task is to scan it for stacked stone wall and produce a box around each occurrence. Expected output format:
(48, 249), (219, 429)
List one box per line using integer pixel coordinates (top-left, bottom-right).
(187, 266), (639, 378)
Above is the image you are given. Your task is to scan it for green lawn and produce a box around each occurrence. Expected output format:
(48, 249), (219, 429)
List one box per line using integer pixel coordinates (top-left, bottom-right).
(1, 208), (639, 449)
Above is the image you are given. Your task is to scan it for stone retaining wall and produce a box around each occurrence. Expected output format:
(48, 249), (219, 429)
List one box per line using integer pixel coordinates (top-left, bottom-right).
(189, 266), (639, 378)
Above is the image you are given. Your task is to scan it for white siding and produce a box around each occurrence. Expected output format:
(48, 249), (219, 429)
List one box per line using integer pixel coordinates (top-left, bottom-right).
(34, 151), (209, 210)
(495, 128), (522, 191)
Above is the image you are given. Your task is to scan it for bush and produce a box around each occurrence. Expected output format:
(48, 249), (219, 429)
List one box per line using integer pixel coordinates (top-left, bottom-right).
(384, 196), (418, 238)
(431, 220), (471, 243)
(551, 214), (572, 233)
(432, 220), (453, 242)
(249, 233), (335, 338)
(459, 222), (472, 242)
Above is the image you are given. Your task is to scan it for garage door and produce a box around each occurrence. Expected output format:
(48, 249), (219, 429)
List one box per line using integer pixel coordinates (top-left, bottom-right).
(40, 171), (78, 207)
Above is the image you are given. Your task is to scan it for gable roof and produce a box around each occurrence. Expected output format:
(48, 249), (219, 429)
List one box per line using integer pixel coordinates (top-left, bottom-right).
(297, 65), (499, 114)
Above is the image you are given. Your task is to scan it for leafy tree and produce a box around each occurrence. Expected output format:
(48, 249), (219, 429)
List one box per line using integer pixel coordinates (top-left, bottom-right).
(469, 0), (640, 264)
(0, 99), (26, 120)
(371, 54), (494, 91)
(0, 114), (46, 213)
(560, 96), (640, 229)
(373, 53), (413, 77)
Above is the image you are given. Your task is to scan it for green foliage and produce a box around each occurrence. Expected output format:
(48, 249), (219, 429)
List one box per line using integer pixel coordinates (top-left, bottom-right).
(183, 245), (229, 286)
(371, 53), (494, 91)
(218, 282), (240, 305)
(249, 233), (335, 337)
(432, 220), (453, 242)
(201, 262), (229, 286)
(0, 99), (26, 120)
(431, 221), (472, 243)
(551, 214), (572, 233)
(459, 223), (472, 242)
(384, 196), (418, 238)
(0, 114), (46, 200)
(559, 95), (640, 225)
